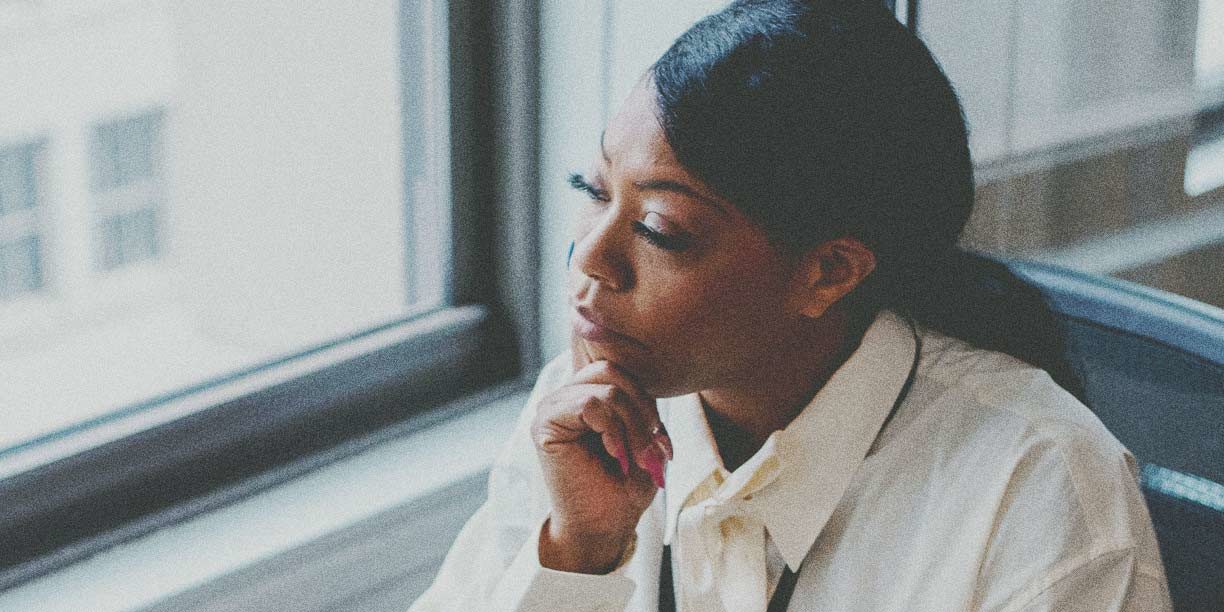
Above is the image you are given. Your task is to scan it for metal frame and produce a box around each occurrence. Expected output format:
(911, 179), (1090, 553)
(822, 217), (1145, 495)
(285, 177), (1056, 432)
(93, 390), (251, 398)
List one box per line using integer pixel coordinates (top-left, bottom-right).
(1007, 258), (1224, 367)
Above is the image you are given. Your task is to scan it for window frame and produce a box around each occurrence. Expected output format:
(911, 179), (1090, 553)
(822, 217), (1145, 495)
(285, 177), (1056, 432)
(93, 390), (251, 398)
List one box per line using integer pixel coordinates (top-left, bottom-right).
(0, 0), (540, 589)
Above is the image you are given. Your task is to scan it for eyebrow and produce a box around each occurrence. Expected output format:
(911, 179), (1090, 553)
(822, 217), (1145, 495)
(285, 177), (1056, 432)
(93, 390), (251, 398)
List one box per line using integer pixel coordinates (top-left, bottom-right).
(599, 130), (730, 218)
(633, 179), (730, 217)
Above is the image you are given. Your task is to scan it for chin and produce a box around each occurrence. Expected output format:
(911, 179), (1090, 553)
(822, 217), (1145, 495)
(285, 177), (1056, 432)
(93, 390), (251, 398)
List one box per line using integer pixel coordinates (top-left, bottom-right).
(578, 340), (702, 399)
(635, 360), (700, 399)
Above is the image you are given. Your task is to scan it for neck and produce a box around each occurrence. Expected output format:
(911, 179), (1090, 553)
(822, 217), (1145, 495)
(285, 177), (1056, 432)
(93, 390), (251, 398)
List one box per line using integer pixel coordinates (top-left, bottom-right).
(698, 307), (866, 472)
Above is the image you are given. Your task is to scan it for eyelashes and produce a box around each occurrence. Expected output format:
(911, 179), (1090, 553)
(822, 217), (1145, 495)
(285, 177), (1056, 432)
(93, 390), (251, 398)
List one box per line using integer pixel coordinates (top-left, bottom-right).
(568, 172), (608, 201)
(566, 172), (693, 252)
(632, 221), (692, 251)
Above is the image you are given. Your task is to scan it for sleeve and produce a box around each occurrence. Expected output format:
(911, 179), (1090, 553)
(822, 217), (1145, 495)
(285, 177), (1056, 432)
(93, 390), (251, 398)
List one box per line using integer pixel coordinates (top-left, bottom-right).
(1000, 547), (1173, 612)
(407, 351), (639, 612)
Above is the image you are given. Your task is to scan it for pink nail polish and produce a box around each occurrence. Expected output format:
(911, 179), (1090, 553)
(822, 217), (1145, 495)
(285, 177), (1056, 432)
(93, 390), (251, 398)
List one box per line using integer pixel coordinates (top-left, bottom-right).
(616, 442), (630, 477)
(641, 448), (666, 489)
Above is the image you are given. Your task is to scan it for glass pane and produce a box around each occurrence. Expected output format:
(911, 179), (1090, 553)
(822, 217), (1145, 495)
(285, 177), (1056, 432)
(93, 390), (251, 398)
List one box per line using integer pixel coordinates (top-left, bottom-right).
(94, 215), (125, 271)
(21, 143), (38, 212)
(0, 0), (451, 457)
(931, 0), (1224, 310)
(91, 111), (162, 192)
(1197, 0), (1224, 94)
(0, 236), (43, 300)
(0, 142), (38, 215)
(89, 122), (118, 191)
(120, 208), (159, 264)
(0, 150), (16, 216)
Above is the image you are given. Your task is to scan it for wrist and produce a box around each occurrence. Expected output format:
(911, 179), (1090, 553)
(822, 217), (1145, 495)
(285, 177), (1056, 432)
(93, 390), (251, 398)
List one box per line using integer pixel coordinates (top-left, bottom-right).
(538, 516), (634, 574)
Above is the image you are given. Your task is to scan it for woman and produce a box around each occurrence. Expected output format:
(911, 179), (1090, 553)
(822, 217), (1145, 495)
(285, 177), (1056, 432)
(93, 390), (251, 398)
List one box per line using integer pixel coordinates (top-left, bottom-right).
(410, 1), (1171, 610)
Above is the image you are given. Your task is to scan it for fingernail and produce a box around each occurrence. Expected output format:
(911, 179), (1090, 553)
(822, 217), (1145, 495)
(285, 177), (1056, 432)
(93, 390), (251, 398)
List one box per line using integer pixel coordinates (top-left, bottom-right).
(641, 447), (666, 489)
(616, 441), (630, 477)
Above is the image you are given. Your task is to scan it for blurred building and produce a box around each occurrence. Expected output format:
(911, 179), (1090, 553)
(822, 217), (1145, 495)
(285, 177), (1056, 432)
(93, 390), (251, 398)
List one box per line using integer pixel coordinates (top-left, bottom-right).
(0, 0), (409, 449)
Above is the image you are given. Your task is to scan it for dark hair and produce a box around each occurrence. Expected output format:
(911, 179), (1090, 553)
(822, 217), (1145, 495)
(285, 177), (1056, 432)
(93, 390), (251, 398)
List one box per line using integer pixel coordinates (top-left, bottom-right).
(651, 0), (972, 329)
(650, 0), (1086, 400)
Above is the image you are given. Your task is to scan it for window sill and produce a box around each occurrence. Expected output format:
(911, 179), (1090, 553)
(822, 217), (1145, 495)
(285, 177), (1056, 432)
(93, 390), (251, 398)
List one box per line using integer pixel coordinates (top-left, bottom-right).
(0, 388), (529, 612)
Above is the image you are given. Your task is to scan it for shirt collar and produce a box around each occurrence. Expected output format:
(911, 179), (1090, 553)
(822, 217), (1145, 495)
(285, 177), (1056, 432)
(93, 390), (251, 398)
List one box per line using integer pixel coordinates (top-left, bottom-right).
(659, 309), (919, 570)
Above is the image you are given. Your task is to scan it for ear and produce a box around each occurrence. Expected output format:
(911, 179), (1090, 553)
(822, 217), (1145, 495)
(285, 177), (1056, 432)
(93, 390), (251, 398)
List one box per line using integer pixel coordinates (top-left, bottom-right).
(785, 237), (877, 319)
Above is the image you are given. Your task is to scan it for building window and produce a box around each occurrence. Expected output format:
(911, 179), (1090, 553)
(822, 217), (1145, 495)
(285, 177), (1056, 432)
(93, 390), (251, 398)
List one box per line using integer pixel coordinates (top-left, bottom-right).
(90, 110), (164, 270)
(0, 141), (44, 300)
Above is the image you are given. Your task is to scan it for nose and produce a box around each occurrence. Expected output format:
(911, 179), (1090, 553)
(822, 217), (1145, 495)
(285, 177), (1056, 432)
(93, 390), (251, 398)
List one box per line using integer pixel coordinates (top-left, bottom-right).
(571, 211), (632, 291)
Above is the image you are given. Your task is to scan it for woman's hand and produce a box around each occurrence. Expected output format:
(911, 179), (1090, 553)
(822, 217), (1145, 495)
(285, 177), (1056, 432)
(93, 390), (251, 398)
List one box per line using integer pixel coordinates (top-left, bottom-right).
(531, 334), (672, 574)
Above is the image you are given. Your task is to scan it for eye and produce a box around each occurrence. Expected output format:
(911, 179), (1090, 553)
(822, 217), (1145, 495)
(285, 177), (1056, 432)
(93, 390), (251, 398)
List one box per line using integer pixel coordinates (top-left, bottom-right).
(568, 173), (693, 252)
(632, 220), (693, 252)
(567, 172), (609, 202)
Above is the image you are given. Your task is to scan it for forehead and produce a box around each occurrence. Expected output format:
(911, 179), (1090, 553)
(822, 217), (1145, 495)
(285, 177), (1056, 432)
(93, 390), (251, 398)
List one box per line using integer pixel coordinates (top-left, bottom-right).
(599, 83), (685, 174)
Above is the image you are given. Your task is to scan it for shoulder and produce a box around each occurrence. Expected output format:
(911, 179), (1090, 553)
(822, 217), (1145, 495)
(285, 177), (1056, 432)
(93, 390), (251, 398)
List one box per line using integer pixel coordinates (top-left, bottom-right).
(876, 326), (1167, 603)
(880, 325), (1135, 502)
(906, 323), (1127, 464)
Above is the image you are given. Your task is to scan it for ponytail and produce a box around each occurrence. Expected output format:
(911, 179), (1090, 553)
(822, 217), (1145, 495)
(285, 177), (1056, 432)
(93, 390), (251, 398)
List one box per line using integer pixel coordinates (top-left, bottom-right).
(892, 249), (1086, 402)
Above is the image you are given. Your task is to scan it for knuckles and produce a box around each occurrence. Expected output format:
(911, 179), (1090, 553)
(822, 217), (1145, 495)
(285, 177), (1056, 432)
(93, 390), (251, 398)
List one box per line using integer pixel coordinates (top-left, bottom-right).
(580, 394), (603, 414)
(599, 385), (625, 406)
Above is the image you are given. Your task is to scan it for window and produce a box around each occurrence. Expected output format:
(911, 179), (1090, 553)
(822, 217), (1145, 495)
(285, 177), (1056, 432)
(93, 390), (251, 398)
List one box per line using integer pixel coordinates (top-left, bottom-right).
(0, 0), (538, 588)
(0, 141), (45, 301)
(1185, 0), (1224, 197)
(90, 110), (164, 271)
(922, 0), (1224, 309)
(1195, 0), (1224, 96)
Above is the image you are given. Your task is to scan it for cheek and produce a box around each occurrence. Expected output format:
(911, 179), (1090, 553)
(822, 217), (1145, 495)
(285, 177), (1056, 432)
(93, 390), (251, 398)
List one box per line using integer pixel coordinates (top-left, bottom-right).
(694, 271), (785, 351)
(634, 261), (788, 389)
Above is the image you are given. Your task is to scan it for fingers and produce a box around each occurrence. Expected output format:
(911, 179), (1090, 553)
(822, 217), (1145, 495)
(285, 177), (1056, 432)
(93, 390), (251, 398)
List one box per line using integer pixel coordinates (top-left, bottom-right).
(535, 384), (632, 472)
(572, 361), (671, 486)
(535, 378), (669, 487)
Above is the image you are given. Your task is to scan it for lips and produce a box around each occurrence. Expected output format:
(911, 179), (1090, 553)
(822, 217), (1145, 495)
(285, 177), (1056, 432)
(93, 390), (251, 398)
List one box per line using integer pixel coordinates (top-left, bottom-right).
(573, 305), (642, 347)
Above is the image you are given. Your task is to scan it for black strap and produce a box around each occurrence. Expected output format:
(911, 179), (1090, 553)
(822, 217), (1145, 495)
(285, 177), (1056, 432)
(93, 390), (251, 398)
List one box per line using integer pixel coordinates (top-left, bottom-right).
(659, 545), (676, 612)
(657, 317), (922, 611)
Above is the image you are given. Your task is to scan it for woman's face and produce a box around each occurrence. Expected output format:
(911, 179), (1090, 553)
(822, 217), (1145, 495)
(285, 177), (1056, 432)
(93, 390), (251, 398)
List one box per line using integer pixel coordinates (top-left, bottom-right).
(568, 81), (805, 398)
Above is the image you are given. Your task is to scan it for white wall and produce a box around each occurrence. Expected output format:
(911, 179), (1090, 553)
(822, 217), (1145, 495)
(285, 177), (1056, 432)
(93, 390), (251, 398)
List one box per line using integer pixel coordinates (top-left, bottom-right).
(170, 0), (409, 356)
(918, 0), (1014, 164)
(922, 0), (1198, 161)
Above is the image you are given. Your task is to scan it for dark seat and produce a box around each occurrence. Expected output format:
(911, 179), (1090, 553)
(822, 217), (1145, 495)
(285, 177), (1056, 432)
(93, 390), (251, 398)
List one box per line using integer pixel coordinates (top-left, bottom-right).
(955, 251), (1224, 611)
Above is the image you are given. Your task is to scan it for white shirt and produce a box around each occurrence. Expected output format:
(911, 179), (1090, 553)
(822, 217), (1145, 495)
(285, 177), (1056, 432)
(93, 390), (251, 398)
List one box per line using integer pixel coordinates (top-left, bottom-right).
(408, 309), (1172, 612)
